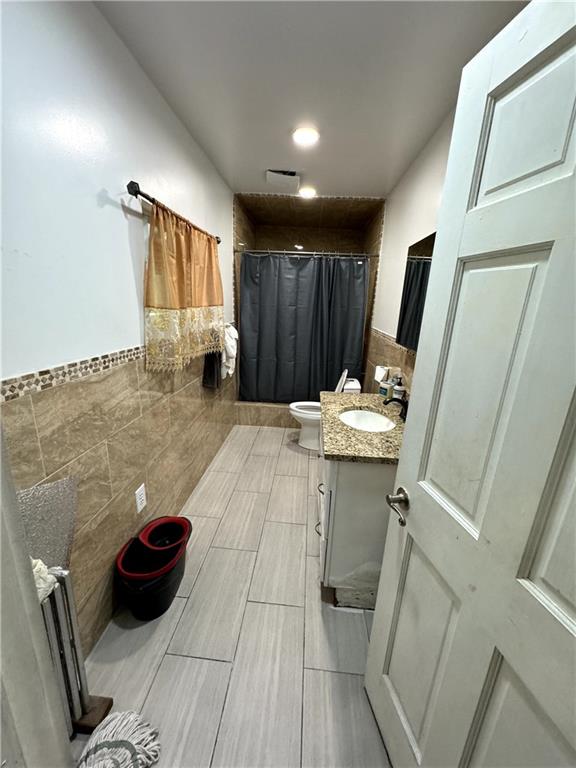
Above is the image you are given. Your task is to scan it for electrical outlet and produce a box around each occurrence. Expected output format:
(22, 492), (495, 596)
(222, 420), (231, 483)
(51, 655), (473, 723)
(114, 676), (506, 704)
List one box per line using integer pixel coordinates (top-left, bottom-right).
(135, 483), (147, 514)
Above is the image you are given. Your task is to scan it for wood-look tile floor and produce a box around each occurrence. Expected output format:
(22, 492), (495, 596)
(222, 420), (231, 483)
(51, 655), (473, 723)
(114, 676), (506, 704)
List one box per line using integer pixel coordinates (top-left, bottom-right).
(83, 427), (389, 768)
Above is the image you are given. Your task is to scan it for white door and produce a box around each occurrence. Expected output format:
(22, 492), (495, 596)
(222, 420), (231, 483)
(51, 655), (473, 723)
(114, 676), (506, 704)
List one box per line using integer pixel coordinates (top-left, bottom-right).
(365, 4), (576, 767)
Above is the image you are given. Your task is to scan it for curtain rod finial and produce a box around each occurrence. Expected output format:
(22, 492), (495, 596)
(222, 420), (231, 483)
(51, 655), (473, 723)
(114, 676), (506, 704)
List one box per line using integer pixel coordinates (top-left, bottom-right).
(127, 180), (140, 197)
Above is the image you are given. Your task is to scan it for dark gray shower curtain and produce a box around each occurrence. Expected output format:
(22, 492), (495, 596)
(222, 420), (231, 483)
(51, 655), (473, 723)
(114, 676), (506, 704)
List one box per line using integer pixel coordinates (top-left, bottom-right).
(396, 257), (431, 351)
(239, 252), (368, 403)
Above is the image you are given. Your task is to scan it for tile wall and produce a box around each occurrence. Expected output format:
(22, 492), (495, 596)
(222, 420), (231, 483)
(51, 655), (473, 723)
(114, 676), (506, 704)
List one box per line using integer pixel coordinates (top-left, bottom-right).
(254, 225), (365, 252)
(1, 354), (237, 654)
(364, 328), (416, 394)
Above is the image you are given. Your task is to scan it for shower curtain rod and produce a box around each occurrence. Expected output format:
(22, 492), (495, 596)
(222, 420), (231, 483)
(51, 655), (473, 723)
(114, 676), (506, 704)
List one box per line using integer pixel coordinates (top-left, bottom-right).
(126, 180), (222, 244)
(242, 249), (375, 258)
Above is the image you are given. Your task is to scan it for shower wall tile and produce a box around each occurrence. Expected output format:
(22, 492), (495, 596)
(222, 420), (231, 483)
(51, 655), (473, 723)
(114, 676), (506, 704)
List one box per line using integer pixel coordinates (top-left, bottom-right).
(235, 402), (297, 428)
(0, 395), (45, 487)
(47, 443), (112, 532)
(233, 197), (256, 250)
(107, 399), (170, 495)
(254, 224), (365, 252)
(32, 363), (141, 475)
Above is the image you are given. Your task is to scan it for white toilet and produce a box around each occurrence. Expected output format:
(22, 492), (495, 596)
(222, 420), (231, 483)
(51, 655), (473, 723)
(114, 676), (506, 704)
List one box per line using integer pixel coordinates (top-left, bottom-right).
(289, 370), (361, 451)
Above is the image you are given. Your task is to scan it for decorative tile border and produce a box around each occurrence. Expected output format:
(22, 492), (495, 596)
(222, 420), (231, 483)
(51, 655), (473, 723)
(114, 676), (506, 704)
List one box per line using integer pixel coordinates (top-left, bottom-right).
(1, 346), (145, 403)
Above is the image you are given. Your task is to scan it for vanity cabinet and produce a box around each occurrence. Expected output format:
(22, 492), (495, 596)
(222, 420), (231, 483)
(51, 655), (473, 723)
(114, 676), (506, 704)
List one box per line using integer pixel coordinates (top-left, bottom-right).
(317, 451), (397, 608)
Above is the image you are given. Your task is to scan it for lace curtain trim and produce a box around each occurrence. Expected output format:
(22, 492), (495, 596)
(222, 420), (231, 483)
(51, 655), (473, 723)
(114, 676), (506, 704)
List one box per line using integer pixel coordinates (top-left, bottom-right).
(145, 306), (225, 372)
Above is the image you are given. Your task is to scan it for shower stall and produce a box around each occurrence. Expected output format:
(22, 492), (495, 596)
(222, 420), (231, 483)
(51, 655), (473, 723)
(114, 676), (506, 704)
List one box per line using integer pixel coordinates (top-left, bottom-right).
(232, 194), (385, 410)
(239, 250), (370, 403)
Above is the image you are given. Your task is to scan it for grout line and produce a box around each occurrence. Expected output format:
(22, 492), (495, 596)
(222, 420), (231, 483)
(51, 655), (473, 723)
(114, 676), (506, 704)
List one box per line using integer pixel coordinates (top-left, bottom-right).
(163, 650), (234, 665)
(246, 598), (305, 609)
(205, 506), (263, 766)
(207, 653), (235, 768)
(135, 599), (189, 716)
(177, 517), (221, 599)
(303, 666), (365, 677)
(104, 441), (114, 494)
(28, 394), (48, 479)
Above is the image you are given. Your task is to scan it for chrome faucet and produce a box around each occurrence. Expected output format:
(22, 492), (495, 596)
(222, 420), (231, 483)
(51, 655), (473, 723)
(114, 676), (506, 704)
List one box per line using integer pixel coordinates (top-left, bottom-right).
(384, 396), (409, 422)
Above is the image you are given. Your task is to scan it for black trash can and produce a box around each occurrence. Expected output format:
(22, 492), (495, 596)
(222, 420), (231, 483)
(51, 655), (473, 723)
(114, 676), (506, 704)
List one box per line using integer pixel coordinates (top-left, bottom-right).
(115, 517), (192, 621)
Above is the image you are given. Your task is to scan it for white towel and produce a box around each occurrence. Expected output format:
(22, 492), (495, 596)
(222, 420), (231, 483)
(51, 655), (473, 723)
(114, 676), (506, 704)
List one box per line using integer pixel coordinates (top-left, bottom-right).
(221, 324), (239, 379)
(31, 557), (57, 602)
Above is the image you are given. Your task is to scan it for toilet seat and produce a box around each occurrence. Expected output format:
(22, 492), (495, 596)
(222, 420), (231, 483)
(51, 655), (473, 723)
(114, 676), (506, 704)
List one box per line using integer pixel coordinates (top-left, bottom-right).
(289, 401), (321, 417)
(289, 372), (359, 450)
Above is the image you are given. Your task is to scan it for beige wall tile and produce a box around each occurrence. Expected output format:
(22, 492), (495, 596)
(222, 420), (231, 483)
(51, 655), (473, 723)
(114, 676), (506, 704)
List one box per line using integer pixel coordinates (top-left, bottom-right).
(107, 399), (170, 495)
(235, 402), (297, 428)
(146, 407), (230, 519)
(254, 224), (365, 252)
(168, 378), (205, 437)
(233, 198), (256, 251)
(78, 569), (115, 657)
(368, 329), (416, 392)
(136, 357), (203, 411)
(1, 395), (45, 487)
(46, 443), (112, 531)
(70, 473), (144, 611)
(32, 363), (140, 474)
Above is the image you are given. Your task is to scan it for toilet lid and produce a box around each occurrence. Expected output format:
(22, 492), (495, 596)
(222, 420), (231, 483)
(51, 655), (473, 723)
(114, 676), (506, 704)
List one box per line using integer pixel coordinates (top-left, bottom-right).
(291, 401), (321, 414)
(334, 369), (349, 393)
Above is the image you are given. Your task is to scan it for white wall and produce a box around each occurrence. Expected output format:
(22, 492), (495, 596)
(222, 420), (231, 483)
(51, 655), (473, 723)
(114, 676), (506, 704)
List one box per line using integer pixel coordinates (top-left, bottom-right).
(1, 2), (233, 379)
(372, 111), (455, 336)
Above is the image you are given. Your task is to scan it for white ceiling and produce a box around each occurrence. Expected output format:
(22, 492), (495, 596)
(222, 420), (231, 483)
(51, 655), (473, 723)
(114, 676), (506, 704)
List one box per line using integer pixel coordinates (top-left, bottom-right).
(99, 1), (525, 197)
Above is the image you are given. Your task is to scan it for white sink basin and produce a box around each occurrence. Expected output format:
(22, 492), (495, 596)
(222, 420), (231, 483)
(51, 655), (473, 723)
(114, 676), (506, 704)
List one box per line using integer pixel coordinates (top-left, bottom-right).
(339, 409), (395, 433)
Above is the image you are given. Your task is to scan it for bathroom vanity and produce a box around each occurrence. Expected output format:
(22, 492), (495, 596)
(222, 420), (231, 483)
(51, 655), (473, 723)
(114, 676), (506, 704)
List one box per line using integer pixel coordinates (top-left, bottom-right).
(318, 392), (404, 608)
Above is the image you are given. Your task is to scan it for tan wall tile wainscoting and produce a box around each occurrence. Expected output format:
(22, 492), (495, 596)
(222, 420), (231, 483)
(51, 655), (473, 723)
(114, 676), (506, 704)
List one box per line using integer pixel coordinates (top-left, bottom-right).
(364, 327), (416, 393)
(1, 352), (237, 654)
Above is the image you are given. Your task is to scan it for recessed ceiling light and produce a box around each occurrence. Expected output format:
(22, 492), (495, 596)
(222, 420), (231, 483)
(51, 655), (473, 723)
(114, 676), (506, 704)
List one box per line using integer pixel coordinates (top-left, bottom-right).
(294, 244), (304, 250)
(292, 127), (319, 148)
(298, 186), (317, 199)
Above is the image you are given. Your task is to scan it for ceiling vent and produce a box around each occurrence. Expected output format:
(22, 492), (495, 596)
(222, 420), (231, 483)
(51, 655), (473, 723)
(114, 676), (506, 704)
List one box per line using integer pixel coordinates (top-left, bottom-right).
(266, 169), (300, 193)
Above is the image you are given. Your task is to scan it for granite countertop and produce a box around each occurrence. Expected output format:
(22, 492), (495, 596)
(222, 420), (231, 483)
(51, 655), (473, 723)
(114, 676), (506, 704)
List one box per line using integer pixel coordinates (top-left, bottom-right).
(320, 392), (404, 464)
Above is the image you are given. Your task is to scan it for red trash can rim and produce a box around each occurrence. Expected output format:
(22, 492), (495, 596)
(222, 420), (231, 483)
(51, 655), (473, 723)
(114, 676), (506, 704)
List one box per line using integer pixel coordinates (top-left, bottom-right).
(116, 538), (187, 581)
(138, 516), (192, 550)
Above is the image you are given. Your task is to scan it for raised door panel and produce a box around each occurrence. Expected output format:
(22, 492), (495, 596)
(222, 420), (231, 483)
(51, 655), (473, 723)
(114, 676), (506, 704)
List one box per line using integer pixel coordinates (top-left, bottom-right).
(474, 43), (576, 208)
(467, 655), (576, 767)
(422, 248), (548, 539)
(520, 407), (576, 628)
(383, 538), (460, 762)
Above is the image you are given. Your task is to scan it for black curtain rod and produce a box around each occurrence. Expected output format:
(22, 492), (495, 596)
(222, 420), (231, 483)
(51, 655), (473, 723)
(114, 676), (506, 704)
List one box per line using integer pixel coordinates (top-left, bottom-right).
(126, 180), (222, 244)
(242, 249), (374, 258)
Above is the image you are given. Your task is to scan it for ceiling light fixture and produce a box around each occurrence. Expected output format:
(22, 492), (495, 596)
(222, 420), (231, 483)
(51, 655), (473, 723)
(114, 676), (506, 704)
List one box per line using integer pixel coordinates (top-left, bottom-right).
(298, 186), (317, 199)
(292, 127), (319, 148)
(294, 244), (304, 250)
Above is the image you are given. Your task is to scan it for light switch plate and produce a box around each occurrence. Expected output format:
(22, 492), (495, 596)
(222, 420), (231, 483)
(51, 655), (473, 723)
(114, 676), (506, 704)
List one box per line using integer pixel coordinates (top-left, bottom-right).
(135, 483), (147, 514)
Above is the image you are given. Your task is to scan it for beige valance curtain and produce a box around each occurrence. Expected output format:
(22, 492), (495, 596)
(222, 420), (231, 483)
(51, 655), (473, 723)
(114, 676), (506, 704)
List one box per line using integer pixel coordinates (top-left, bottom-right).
(145, 203), (225, 371)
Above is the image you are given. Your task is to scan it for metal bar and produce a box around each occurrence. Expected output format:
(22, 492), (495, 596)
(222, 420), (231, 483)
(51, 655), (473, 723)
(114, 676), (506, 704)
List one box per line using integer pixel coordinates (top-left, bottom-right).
(51, 568), (91, 713)
(52, 578), (83, 720)
(127, 180), (222, 244)
(240, 250), (373, 258)
(41, 594), (73, 736)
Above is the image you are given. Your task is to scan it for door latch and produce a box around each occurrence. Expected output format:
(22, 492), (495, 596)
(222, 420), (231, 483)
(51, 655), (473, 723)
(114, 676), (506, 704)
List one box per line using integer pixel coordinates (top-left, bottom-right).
(385, 486), (410, 527)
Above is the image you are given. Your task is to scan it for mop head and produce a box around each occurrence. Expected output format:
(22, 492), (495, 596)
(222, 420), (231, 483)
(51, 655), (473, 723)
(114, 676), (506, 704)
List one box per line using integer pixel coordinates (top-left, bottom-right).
(77, 711), (160, 768)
